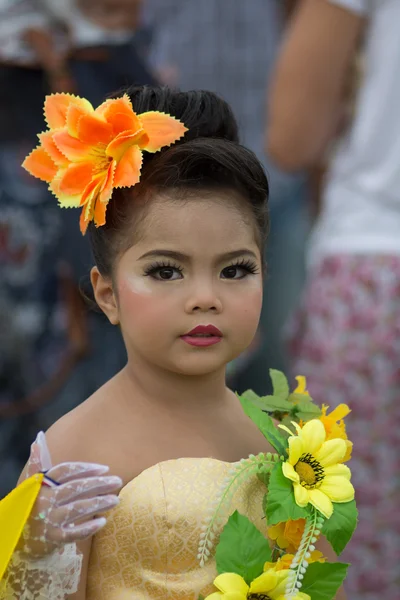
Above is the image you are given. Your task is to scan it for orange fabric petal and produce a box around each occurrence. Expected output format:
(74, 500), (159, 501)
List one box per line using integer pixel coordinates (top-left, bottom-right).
(80, 176), (102, 207)
(106, 129), (147, 161)
(99, 161), (116, 204)
(53, 129), (92, 162)
(44, 94), (93, 130)
(77, 113), (113, 146)
(50, 168), (82, 207)
(97, 95), (142, 135)
(66, 104), (90, 138)
(80, 206), (90, 235)
(94, 197), (108, 228)
(139, 111), (187, 152)
(58, 162), (94, 196)
(22, 146), (57, 183)
(114, 145), (143, 188)
(38, 132), (69, 167)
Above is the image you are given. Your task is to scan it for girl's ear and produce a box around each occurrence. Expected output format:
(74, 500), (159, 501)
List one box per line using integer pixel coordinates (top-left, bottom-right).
(90, 266), (119, 325)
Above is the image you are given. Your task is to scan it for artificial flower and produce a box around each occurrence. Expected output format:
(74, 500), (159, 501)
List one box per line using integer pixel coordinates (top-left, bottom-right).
(22, 93), (187, 234)
(319, 404), (353, 462)
(264, 551), (325, 573)
(293, 376), (309, 396)
(280, 419), (355, 519)
(268, 519), (306, 553)
(204, 568), (310, 600)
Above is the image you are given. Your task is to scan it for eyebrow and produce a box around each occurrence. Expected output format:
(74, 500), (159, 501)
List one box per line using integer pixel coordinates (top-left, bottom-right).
(138, 249), (258, 262)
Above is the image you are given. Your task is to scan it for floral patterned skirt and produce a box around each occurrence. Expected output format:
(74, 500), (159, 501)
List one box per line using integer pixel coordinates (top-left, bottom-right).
(286, 255), (400, 600)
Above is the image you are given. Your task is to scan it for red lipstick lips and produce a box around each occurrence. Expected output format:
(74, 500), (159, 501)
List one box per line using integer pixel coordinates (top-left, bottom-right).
(181, 325), (223, 347)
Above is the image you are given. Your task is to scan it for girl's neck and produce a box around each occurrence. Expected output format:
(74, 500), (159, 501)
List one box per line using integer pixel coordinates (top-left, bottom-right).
(118, 354), (229, 414)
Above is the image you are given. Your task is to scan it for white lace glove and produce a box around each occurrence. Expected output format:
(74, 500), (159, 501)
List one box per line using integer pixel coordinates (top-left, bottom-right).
(1, 432), (122, 599)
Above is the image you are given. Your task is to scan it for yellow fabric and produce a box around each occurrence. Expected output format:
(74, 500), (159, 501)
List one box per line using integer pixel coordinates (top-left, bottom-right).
(0, 473), (44, 580)
(87, 458), (267, 600)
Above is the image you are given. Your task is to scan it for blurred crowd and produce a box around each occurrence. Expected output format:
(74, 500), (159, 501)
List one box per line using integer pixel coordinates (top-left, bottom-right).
(0, 1), (399, 599)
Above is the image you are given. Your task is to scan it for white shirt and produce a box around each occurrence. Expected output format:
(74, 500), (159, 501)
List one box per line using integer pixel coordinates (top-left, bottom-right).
(309, 0), (400, 265)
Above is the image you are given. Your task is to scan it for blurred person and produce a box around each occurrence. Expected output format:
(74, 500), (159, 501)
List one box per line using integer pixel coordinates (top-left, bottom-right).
(0, 0), (84, 496)
(0, 0), (155, 497)
(145, 0), (310, 392)
(267, 1), (400, 598)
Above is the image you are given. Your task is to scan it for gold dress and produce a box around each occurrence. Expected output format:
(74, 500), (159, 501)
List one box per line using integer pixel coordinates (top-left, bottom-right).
(87, 458), (267, 599)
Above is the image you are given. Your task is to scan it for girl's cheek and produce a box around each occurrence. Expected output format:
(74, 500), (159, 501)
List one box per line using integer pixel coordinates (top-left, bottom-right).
(117, 277), (175, 325)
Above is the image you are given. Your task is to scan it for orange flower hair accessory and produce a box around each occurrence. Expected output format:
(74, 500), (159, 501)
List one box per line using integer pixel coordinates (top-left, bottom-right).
(22, 93), (187, 234)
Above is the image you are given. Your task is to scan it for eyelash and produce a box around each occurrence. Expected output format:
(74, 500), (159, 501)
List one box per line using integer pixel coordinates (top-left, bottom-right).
(227, 258), (259, 276)
(144, 261), (183, 277)
(143, 259), (259, 279)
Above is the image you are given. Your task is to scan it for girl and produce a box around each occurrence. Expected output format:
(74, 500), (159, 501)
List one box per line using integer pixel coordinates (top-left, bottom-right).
(3, 86), (274, 599)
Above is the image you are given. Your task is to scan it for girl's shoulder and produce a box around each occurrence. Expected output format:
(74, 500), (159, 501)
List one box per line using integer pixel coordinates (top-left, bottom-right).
(44, 378), (142, 485)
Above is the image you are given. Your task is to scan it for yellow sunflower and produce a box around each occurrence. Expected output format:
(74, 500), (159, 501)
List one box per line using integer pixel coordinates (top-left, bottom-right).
(204, 568), (310, 600)
(280, 419), (354, 519)
(319, 404), (353, 462)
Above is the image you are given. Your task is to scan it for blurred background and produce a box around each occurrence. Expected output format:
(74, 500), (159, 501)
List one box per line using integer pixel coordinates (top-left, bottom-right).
(0, 1), (398, 599)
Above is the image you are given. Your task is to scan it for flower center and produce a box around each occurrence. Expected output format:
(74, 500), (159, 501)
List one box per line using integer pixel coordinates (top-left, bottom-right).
(295, 453), (325, 488)
(247, 595), (272, 600)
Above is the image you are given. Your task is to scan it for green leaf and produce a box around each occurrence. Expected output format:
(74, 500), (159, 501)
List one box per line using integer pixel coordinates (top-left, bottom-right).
(258, 395), (294, 413)
(266, 463), (310, 525)
(238, 394), (288, 456)
(270, 369), (290, 399)
(241, 389), (293, 413)
(215, 511), (272, 584)
(321, 500), (358, 555)
(301, 561), (349, 600)
(198, 596), (205, 600)
(293, 399), (322, 421)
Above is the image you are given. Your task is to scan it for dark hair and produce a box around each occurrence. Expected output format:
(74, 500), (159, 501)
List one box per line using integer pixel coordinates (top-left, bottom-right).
(89, 86), (269, 277)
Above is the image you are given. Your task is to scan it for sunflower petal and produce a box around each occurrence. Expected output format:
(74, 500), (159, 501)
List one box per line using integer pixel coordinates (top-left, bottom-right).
(106, 129), (147, 161)
(97, 95), (141, 132)
(288, 436), (303, 466)
(53, 130), (92, 162)
(249, 571), (277, 594)
(114, 145), (143, 188)
(58, 162), (94, 196)
(308, 489), (333, 518)
(22, 146), (57, 182)
(38, 132), (69, 167)
(328, 404), (351, 421)
(214, 573), (249, 595)
(341, 440), (353, 463)
(282, 462), (300, 483)
(139, 111), (187, 152)
(318, 476), (355, 503)
(77, 113), (113, 146)
(294, 375), (309, 395)
(300, 420), (326, 454)
(44, 94), (93, 129)
(323, 464), (351, 480)
(314, 439), (347, 467)
(269, 570), (289, 596)
(294, 483), (309, 508)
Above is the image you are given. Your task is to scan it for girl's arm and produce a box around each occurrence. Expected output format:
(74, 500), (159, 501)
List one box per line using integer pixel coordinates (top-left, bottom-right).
(266, 0), (365, 171)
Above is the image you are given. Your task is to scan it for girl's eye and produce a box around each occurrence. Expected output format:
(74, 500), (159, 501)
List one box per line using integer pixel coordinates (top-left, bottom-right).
(221, 260), (259, 280)
(144, 263), (183, 281)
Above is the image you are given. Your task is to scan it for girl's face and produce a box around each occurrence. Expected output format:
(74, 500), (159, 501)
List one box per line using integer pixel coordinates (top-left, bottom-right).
(94, 194), (263, 377)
